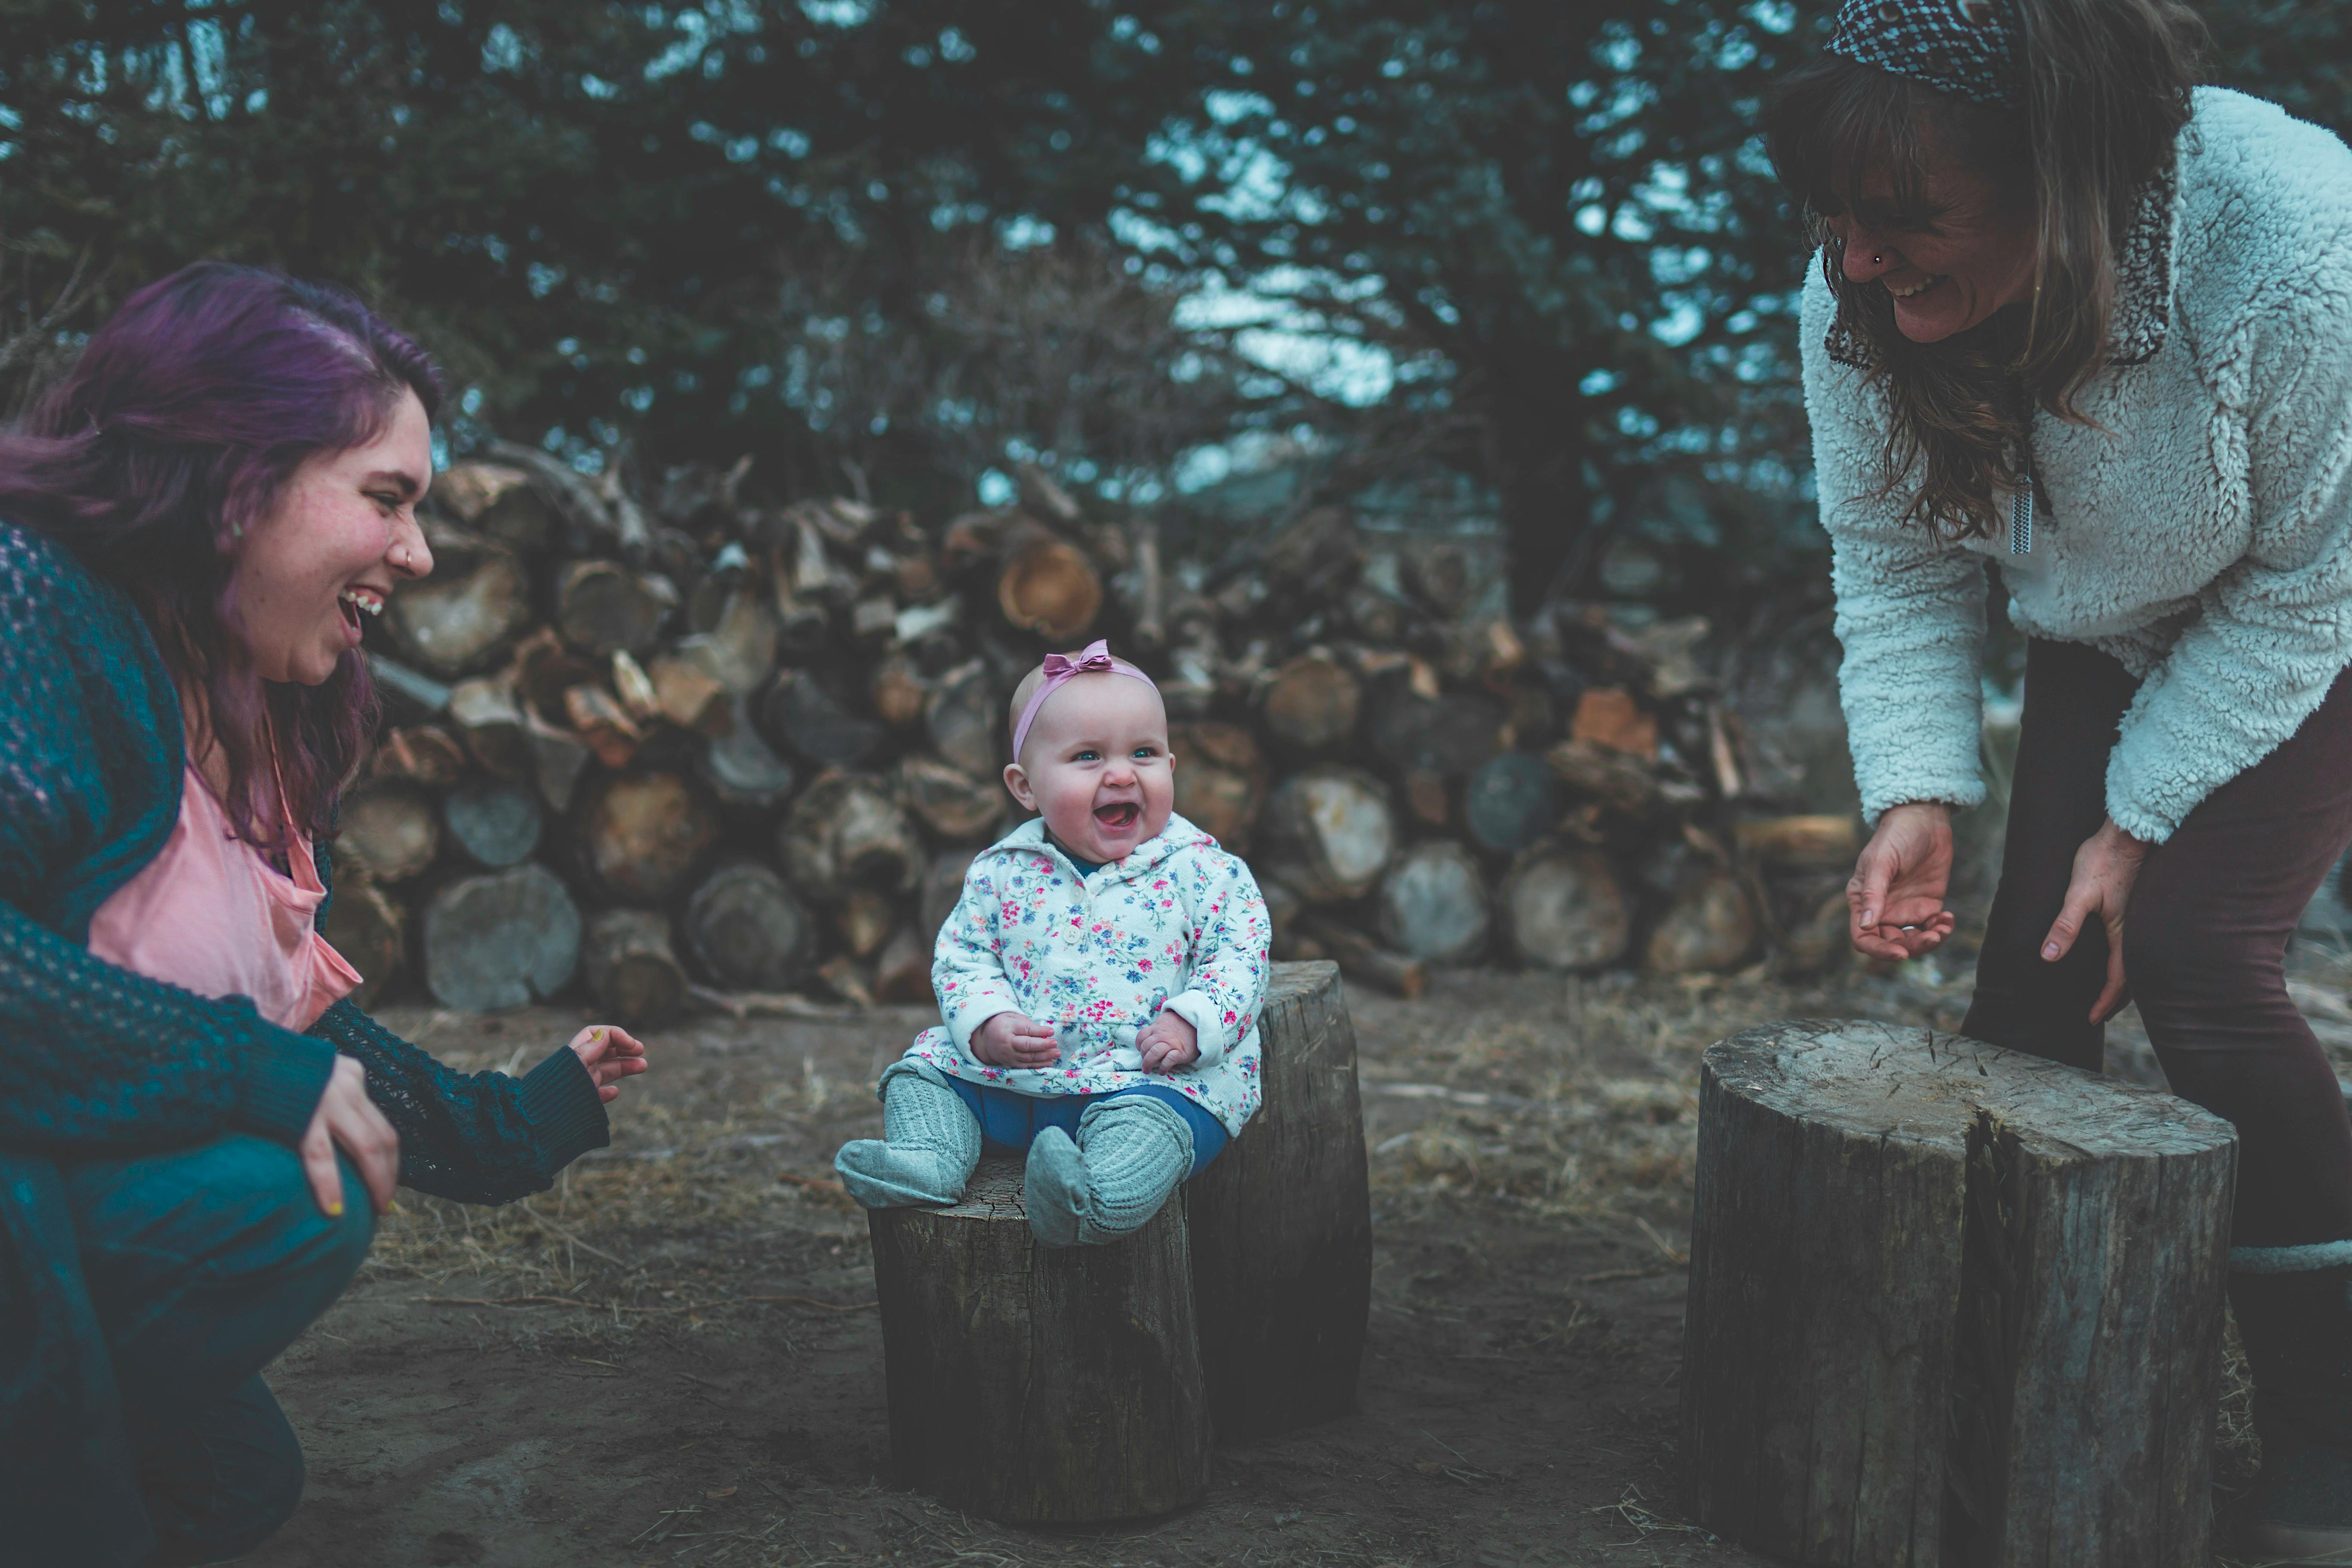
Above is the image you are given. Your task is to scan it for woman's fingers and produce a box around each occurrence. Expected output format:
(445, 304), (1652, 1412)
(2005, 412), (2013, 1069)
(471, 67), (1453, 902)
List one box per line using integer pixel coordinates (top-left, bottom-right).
(2091, 919), (2131, 1023)
(2040, 885), (2095, 962)
(300, 1124), (346, 1216)
(1847, 857), (1894, 940)
(344, 1099), (401, 1213)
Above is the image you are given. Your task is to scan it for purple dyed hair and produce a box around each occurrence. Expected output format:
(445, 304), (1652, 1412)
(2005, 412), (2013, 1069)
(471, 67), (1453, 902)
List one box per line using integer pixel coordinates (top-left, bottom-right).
(0, 261), (444, 847)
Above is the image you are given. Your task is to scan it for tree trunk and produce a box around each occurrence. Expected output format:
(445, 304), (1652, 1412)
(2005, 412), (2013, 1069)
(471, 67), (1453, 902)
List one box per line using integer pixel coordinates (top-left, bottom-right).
(1463, 751), (1558, 856)
(681, 860), (817, 990)
(382, 527), (534, 677)
(366, 725), (470, 789)
(556, 558), (678, 656)
(996, 521), (1103, 642)
(893, 753), (1006, 843)
(1187, 961), (1371, 1441)
(778, 774), (920, 905)
(442, 779), (545, 870)
(836, 888), (896, 959)
(1682, 1020), (2237, 1568)
(1502, 843), (1631, 970)
(1644, 867), (1758, 974)
(335, 785), (441, 885)
(698, 697), (797, 811)
(421, 864), (583, 1012)
(446, 676), (530, 783)
(1259, 652), (1361, 755)
(1377, 841), (1491, 963)
(873, 924), (932, 1004)
(524, 709), (594, 815)
(1298, 918), (1427, 999)
(760, 668), (885, 772)
(1168, 723), (1266, 854)
(645, 652), (731, 735)
(1258, 768), (1396, 903)
(868, 1153), (1211, 1523)
(578, 771), (722, 905)
(435, 460), (559, 554)
(1735, 815), (1861, 872)
(927, 662), (1002, 781)
(922, 849), (978, 942)
(320, 876), (405, 1011)
(582, 907), (692, 1025)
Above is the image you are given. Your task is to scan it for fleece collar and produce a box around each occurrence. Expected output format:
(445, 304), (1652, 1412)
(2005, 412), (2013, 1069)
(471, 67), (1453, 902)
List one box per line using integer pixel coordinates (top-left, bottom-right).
(986, 812), (1216, 885)
(1825, 152), (2180, 372)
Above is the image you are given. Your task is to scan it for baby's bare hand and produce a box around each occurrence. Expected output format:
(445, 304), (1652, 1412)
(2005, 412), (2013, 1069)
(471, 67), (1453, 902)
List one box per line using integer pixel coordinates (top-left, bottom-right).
(1137, 1011), (1199, 1075)
(972, 1011), (1060, 1069)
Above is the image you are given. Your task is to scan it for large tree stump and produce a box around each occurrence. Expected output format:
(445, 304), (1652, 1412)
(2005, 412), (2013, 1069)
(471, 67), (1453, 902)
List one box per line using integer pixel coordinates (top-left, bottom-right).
(1681, 1021), (2237, 1568)
(868, 1153), (1211, 1523)
(1187, 961), (1372, 1442)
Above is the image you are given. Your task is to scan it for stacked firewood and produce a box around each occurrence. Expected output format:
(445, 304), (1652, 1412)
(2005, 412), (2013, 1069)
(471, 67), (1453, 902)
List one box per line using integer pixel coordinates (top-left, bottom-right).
(328, 447), (1858, 1021)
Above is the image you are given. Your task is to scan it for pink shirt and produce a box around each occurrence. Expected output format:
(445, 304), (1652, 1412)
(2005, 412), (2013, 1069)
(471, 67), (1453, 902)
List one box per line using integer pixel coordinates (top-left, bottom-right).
(88, 763), (361, 1034)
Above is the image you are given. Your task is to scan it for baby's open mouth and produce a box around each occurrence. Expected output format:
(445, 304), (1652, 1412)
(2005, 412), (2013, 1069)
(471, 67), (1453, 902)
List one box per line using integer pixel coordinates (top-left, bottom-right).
(1094, 802), (1140, 831)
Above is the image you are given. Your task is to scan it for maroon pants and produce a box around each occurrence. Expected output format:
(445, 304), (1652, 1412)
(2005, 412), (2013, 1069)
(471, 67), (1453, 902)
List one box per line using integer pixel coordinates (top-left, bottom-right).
(1959, 638), (2352, 1248)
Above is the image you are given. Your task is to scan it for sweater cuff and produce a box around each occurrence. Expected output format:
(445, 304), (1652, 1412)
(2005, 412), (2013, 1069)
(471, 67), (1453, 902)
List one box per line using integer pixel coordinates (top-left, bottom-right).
(234, 1029), (341, 1146)
(516, 1045), (610, 1173)
(1161, 990), (1231, 1068)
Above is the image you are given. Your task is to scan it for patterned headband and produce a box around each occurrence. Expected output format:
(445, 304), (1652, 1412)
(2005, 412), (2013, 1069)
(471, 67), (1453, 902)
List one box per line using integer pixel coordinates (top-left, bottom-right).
(1010, 640), (1159, 763)
(1828, 0), (2024, 106)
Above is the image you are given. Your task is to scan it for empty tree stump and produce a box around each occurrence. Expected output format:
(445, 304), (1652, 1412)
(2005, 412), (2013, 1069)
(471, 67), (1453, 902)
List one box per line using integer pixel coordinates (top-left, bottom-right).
(1681, 1020), (2237, 1568)
(868, 1153), (1211, 1523)
(1186, 960), (1372, 1442)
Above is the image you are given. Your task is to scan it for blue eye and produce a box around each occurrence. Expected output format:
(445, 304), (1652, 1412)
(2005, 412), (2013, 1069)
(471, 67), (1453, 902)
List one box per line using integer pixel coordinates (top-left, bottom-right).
(1074, 749), (1099, 762)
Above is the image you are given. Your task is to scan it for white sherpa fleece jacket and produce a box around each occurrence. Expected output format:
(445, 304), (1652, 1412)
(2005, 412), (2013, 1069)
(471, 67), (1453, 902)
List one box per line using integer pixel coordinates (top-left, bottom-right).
(1804, 87), (2352, 842)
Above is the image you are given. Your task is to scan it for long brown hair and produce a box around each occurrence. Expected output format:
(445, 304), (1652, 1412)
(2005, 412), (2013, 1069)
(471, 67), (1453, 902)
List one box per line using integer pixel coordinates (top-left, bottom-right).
(1765, 0), (2206, 539)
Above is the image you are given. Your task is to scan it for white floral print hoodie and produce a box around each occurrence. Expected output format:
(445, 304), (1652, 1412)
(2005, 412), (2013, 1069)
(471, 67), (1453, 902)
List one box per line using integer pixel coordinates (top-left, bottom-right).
(899, 812), (1269, 1136)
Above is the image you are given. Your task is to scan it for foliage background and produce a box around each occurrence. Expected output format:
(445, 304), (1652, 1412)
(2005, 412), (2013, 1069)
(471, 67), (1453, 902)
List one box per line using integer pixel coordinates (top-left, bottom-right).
(3, 0), (2347, 609)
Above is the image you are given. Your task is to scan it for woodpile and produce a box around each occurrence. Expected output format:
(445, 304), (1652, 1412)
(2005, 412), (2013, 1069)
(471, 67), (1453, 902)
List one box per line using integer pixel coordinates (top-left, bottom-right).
(340, 451), (1859, 1019)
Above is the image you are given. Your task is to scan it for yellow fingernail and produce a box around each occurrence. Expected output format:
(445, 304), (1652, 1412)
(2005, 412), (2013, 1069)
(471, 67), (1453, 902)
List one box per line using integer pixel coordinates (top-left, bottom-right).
(387, 1201), (404, 1214)
(326, 1201), (345, 1217)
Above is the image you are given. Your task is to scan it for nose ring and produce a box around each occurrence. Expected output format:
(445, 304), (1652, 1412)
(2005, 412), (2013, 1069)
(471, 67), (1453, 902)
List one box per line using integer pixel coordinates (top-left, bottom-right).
(1871, 254), (1884, 266)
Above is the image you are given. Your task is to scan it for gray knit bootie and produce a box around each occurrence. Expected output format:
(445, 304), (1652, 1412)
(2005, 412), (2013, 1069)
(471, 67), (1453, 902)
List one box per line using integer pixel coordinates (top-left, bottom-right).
(1023, 1095), (1193, 1247)
(834, 1060), (980, 1208)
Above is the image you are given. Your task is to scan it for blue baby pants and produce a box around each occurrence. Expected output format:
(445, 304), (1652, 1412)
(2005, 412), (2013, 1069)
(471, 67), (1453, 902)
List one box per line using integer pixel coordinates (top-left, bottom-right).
(942, 1078), (1229, 1176)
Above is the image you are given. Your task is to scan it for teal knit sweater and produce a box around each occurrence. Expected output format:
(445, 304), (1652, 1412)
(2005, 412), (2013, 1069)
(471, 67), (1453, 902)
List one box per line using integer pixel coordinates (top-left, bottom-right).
(0, 520), (608, 1564)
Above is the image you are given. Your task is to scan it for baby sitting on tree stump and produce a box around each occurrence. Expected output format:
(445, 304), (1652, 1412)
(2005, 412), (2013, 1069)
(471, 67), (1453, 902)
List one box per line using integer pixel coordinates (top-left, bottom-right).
(835, 640), (1270, 1244)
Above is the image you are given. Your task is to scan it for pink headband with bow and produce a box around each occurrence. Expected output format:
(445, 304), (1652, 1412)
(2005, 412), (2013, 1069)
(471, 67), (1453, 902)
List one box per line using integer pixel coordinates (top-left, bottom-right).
(1011, 640), (1158, 762)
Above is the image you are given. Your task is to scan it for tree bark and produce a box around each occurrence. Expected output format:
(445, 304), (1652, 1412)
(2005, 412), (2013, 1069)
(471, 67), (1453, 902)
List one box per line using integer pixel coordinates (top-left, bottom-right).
(435, 460), (558, 554)
(524, 709), (594, 816)
(578, 770), (722, 905)
(873, 924), (932, 1004)
(1501, 843), (1631, 970)
(698, 696), (797, 811)
(1682, 1020), (2236, 1568)
(926, 661), (1002, 781)
(1377, 841), (1491, 964)
(1168, 723), (1266, 854)
(421, 864), (583, 1012)
(681, 860), (818, 990)
(582, 907), (692, 1025)
(922, 849), (978, 943)
(1187, 961), (1371, 1441)
(1298, 918), (1427, 1000)
(760, 668), (885, 772)
(446, 675), (530, 783)
(868, 1152), (1211, 1522)
(366, 725), (470, 789)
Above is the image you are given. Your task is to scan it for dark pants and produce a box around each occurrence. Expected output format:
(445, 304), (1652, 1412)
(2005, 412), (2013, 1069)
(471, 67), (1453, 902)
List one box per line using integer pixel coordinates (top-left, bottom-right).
(1961, 638), (2352, 1248)
(64, 1134), (374, 1565)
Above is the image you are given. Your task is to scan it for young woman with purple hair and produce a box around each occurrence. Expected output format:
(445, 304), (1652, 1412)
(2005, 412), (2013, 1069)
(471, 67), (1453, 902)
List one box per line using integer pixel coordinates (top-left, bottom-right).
(0, 262), (649, 1565)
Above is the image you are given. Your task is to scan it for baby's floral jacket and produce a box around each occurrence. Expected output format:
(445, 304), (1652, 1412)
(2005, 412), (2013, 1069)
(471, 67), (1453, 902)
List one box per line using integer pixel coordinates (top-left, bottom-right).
(900, 812), (1270, 1136)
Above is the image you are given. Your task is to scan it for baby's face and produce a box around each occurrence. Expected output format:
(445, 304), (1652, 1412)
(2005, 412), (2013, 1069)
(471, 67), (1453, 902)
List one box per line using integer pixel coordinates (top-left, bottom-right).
(1004, 674), (1175, 864)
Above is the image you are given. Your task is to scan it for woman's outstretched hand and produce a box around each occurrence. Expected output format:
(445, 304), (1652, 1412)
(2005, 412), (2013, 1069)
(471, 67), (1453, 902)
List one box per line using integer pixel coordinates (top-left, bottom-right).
(1848, 801), (1960, 961)
(568, 1024), (649, 1103)
(2041, 817), (2150, 1024)
(302, 1054), (400, 1218)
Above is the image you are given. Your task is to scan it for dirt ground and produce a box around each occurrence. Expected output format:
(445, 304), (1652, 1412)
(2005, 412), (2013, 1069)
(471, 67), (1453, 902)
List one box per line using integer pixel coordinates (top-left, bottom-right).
(242, 949), (2352, 1568)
